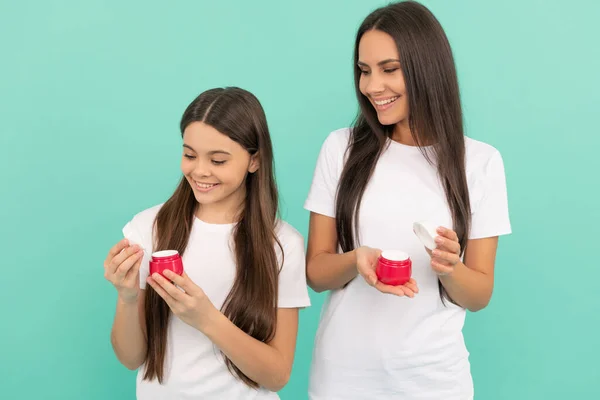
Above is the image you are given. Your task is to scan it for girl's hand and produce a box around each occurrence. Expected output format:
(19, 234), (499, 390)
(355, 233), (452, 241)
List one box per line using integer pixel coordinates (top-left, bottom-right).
(355, 246), (419, 297)
(147, 270), (216, 331)
(428, 226), (462, 276)
(104, 239), (143, 304)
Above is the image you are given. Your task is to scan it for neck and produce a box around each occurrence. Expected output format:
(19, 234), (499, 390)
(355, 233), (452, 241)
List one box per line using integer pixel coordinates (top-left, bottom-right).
(392, 120), (416, 146)
(195, 189), (245, 225)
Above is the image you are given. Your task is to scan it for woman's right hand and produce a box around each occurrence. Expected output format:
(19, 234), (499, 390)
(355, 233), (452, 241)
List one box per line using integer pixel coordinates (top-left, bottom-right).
(104, 239), (143, 304)
(355, 246), (419, 297)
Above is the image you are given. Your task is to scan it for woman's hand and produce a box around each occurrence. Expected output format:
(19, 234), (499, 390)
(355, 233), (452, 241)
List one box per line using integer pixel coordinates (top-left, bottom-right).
(428, 226), (462, 276)
(355, 246), (418, 297)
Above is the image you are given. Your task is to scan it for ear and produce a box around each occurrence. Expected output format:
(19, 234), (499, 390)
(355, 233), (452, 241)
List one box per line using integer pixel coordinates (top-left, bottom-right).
(248, 152), (260, 173)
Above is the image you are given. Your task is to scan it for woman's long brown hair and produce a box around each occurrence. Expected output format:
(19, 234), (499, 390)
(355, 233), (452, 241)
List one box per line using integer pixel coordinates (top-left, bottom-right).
(336, 1), (471, 304)
(143, 87), (281, 387)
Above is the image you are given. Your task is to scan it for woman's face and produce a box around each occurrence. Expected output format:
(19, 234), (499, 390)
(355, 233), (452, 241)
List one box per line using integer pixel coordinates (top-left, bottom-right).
(358, 29), (409, 127)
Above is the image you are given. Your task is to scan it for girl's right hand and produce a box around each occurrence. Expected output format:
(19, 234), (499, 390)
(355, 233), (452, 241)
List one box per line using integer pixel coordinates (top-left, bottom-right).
(355, 246), (419, 297)
(104, 239), (143, 304)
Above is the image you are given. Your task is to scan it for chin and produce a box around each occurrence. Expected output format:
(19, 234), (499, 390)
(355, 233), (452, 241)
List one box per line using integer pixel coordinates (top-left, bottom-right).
(377, 116), (402, 126)
(193, 193), (223, 206)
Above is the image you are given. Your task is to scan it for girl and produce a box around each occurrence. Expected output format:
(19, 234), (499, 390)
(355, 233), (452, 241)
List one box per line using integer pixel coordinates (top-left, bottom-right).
(103, 87), (310, 399)
(304, 2), (511, 399)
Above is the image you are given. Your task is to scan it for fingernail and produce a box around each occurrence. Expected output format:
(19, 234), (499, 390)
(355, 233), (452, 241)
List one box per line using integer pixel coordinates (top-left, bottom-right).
(435, 236), (443, 244)
(437, 227), (444, 233)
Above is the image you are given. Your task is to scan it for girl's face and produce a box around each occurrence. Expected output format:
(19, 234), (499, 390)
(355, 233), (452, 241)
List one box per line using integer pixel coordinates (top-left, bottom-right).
(181, 121), (259, 214)
(358, 29), (409, 127)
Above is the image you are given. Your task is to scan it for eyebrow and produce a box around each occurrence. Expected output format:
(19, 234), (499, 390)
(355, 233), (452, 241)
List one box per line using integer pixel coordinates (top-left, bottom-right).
(183, 144), (231, 155)
(357, 59), (401, 67)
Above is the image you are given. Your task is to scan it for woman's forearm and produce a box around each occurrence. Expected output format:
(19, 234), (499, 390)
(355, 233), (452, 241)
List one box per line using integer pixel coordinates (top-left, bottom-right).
(439, 262), (493, 312)
(306, 250), (357, 292)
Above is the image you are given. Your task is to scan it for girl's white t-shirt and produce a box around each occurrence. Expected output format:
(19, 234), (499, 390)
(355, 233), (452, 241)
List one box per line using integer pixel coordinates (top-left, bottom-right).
(122, 204), (311, 400)
(304, 128), (511, 400)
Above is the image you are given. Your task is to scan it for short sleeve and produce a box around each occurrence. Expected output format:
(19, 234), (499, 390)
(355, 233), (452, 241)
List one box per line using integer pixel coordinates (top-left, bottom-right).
(122, 216), (154, 289)
(303, 129), (349, 218)
(276, 225), (311, 309)
(469, 150), (512, 239)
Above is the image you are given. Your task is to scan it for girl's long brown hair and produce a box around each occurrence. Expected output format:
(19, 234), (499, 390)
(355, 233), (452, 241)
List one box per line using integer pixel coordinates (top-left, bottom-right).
(143, 87), (281, 387)
(336, 1), (471, 304)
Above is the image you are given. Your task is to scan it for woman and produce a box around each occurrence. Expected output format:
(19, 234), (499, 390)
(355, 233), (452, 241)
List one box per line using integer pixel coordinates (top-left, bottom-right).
(304, 2), (511, 399)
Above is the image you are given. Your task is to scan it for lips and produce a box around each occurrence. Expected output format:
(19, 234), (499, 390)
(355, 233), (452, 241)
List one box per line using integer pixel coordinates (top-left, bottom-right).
(372, 95), (399, 111)
(373, 96), (399, 105)
(194, 181), (220, 192)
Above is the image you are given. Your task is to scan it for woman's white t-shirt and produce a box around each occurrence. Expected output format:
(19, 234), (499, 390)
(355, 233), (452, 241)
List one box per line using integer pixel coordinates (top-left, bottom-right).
(122, 204), (311, 400)
(304, 128), (511, 400)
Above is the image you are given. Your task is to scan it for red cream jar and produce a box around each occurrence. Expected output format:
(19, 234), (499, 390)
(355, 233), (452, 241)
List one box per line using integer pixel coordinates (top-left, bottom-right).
(376, 250), (412, 286)
(149, 250), (184, 278)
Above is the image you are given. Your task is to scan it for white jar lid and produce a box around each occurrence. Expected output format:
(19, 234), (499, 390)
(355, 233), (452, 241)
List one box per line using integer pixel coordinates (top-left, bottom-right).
(152, 250), (179, 258)
(413, 221), (438, 250)
(122, 222), (146, 252)
(381, 250), (409, 261)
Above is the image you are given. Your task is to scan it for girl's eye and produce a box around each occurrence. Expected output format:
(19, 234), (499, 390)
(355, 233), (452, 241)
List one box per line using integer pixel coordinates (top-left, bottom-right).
(211, 160), (226, 165)
(384, 68), (399, 73)
(360, 70), (370, 75)
(184, 154), (196, 160)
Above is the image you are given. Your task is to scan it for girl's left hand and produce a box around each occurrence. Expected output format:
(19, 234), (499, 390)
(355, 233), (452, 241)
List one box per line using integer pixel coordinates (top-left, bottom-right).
(428, 226), (462, 276)
(147, 270), (216, 331)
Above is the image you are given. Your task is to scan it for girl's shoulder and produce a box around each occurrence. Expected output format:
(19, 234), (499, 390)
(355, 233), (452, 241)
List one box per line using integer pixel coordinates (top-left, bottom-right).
(274, 219), (304, 249)
(121, 203), (164, 251)
(127, 203), (164, 232)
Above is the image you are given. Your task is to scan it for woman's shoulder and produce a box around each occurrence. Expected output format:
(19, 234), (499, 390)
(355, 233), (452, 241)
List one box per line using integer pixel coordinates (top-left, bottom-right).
(463, 137), (508, 211)
(312, 127), (353, 167)
(322, 127), (352, 149)
(464, 136), (504, 169)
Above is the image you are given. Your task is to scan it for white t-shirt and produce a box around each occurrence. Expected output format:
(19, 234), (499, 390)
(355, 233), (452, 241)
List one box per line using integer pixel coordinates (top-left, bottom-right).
(122, 204), (311, 400)
(304, 128), (511, 400)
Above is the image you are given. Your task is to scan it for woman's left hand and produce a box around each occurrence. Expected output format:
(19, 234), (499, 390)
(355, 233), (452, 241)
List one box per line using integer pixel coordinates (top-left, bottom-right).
(147, 270), (216, 331)
(428, 226), (462, 276)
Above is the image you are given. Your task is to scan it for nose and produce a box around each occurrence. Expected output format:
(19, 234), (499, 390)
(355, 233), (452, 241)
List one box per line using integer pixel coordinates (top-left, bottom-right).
(192, 159), (212, 178)
(364, 71), (385, 96)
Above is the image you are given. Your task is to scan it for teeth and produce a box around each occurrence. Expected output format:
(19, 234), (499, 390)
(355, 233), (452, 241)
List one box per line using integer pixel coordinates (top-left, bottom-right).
(374, 97), (398, 105)
(195, 182), (217, 189)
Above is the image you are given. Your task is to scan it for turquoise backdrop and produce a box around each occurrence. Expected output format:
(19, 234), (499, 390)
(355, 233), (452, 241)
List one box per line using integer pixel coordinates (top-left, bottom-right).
(1, 0), (598, 398)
